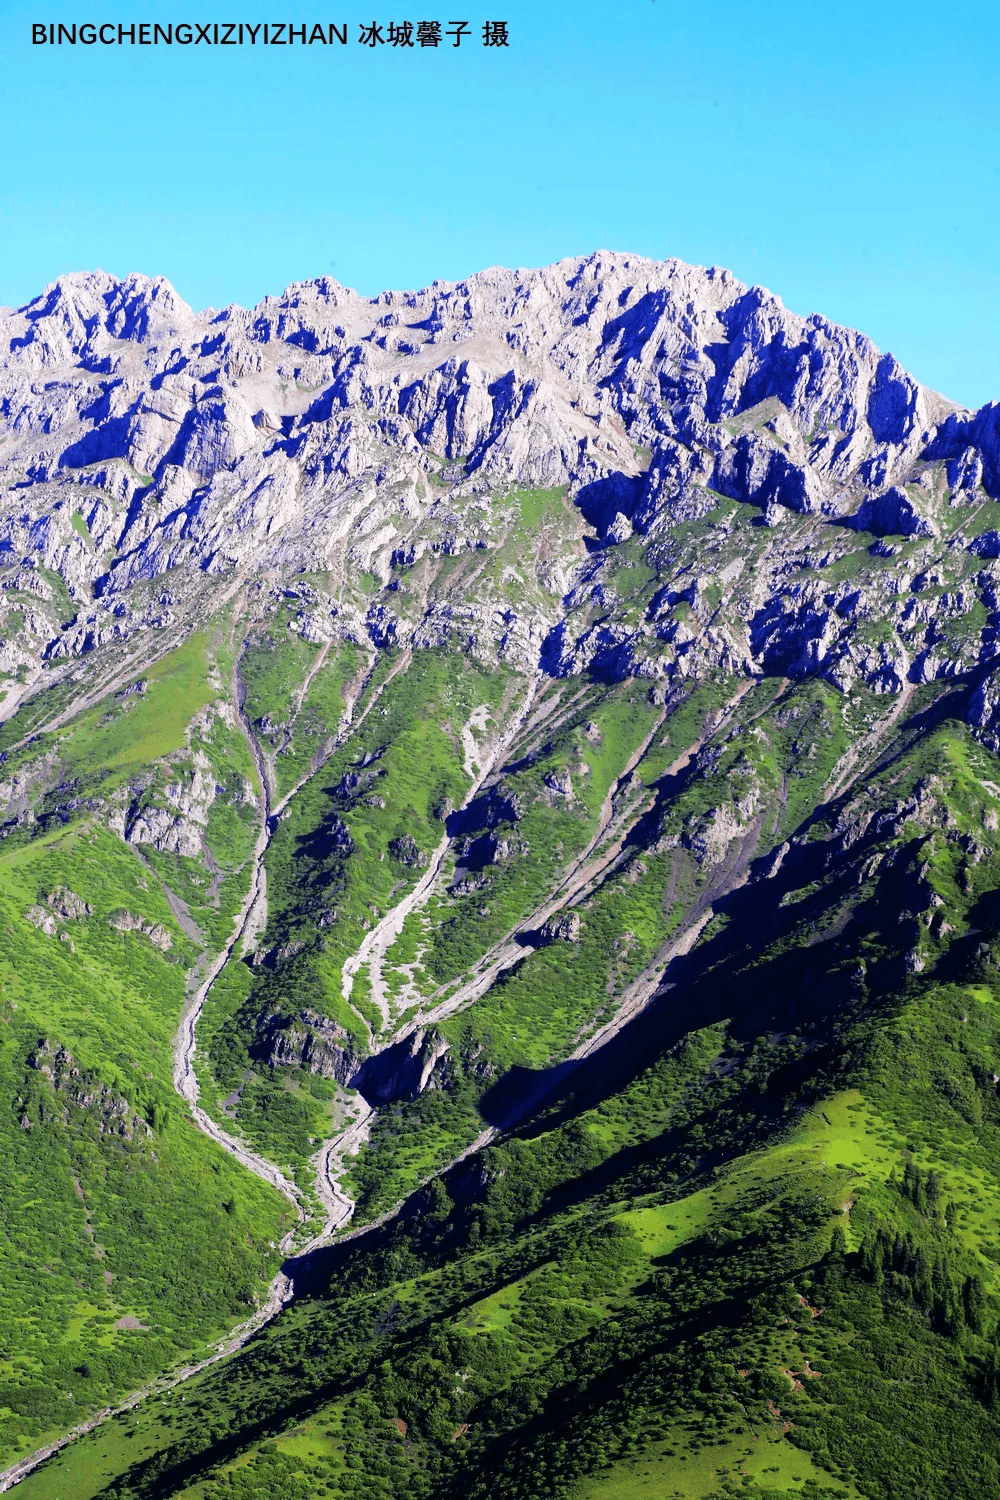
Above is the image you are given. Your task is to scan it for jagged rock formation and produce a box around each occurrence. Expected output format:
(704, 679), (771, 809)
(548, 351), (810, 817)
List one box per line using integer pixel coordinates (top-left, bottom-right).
(119, 752), (221, 857)
(351, 1027), (450, 1104)
(538, 911), (581, 944)
(257, 1009), (365, 1086)
(107, 909), (172, 950)
(26, 886), (93, 940)
(2, 250), (1000, 710)
(25, 1039), (152, 1138)
(256, 1007), (448, 1104)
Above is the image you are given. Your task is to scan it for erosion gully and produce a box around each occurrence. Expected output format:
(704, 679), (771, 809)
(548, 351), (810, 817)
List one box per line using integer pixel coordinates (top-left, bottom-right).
(0, 657), (766, 1492)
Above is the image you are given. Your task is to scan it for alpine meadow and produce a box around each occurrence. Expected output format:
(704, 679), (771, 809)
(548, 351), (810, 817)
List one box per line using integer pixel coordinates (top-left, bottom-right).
(1, 252), (1000, 1500)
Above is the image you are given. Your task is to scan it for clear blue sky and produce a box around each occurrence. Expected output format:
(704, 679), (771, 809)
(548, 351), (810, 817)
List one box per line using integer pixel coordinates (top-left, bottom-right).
(1, 0), (997, 408)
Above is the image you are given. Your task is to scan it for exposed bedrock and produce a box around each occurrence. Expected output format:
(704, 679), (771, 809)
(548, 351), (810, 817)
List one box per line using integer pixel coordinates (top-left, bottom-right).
(2, 249), (999, 703)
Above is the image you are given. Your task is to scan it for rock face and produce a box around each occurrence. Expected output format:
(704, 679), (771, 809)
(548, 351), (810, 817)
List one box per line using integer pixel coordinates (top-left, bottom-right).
(26, 1038), (151, 1138)
(255, 1009), (447, 1103)
(0, 249), (997, 704)
(45, 885), (92, 921)
(107, 910), (172, 950)
(122, 752), (219, 858)
(846, 485), (935, 538)
(26, 886), (93, 937)
(352, 1028), (451, 1104)
(538, 912), (582, 944)
(256, 1009), (365, 1086)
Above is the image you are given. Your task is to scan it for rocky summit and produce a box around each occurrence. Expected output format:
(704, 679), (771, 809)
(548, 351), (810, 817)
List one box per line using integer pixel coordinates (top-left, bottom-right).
(4, 255), (1000, 1500)
(2, 250), (1000, 703)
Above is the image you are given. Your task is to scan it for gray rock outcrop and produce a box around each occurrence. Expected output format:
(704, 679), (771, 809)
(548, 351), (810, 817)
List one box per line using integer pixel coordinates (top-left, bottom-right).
(0, 250), (996, 703)
(846, 485), (935, 538)
(107, 910), (172, 950)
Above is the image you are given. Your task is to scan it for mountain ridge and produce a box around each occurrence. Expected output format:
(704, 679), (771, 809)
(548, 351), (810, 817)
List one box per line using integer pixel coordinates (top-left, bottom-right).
(2, 249), (997, 707)
(3, 254), (1000, 1500)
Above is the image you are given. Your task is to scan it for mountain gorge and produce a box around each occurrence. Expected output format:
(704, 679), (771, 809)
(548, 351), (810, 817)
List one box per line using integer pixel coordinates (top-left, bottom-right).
(3, 252), (1000, 1499)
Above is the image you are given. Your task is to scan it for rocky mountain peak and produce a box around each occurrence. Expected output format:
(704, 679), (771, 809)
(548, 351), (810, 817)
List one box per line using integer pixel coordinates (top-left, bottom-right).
(0, 250), (997, 721)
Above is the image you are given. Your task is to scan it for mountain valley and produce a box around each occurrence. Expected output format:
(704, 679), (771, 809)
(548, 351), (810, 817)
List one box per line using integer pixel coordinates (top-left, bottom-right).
(1, 252), (1000, 1499)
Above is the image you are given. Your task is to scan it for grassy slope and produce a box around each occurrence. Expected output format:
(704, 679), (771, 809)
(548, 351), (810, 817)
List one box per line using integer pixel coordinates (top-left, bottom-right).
(18, 688), (1000, 1500)
(239, 597), (367, 801)
(26, 968), (1000, 1500)
(0, 633), (287, 1472)
(339, 674), (849, 1221)
(198, 648), (520, 1183)
(7, 472), (1000, 1498)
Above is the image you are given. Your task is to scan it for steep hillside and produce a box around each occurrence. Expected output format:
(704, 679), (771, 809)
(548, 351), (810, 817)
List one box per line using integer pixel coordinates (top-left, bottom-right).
(2, 253), (1000, 1498)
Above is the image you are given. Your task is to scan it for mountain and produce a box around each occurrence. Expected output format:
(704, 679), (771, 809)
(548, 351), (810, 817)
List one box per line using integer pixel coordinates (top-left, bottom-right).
(2, 252), (1000, 1500)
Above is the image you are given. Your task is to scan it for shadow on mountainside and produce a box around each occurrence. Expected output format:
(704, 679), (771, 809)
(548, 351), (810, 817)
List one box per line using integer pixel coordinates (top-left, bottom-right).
(474, 761), (942, 1140)
(127, 705), (1000, 1498)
